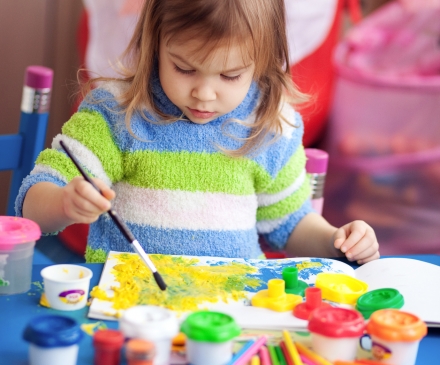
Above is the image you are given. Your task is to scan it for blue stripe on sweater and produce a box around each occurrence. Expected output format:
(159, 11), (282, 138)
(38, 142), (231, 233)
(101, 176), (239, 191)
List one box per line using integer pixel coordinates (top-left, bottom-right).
(88, 215), (263, 259)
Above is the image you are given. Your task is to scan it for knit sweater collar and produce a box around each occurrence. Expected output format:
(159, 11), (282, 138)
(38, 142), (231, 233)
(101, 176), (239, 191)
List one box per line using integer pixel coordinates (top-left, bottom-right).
(150, 66), (260, 125)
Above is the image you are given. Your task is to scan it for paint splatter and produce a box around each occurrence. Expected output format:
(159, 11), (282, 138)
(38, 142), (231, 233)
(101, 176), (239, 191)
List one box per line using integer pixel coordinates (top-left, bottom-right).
(90, 253), (261, 312)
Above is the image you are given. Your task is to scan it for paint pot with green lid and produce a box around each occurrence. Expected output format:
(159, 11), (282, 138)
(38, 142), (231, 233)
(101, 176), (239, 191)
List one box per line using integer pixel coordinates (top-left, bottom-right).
(356, 288), (404, 319)
(181, 310), (241, 365)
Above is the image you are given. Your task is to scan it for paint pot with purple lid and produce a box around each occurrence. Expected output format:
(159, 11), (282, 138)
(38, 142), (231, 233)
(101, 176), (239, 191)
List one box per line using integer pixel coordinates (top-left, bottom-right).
(0, 216), (41, 295)
(40, 264), (93, 311)
(23, 314), (83, 365)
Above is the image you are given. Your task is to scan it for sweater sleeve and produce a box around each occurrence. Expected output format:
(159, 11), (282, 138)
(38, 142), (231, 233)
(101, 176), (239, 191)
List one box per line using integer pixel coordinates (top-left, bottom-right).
(15, 88), (124, 222)
(255, 103), (314, 250)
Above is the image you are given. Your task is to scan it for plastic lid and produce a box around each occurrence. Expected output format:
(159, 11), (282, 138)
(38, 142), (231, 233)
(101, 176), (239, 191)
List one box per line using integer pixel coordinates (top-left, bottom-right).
(0, 216), (41, 246)
(282, 267), (308, 296)
(93, 329), (125, 350)
(305, 148), (329, 174)
(25, 65), (53, 89)
(126, 339), (155, 360)
(119, 305), (179, 340)
(308, 307), (365, 338)
(23, 315), (83, 348)
(180, 311), (241, 343)
(293, 287), (331, 320)
(315, 273), (369, 305)
(367, 309), (427, 342)
(356, 288), (404, 319)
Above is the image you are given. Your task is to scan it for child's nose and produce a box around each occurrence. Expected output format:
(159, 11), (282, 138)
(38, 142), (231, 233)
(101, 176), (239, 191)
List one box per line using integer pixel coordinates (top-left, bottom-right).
(191, 81), (216, 101)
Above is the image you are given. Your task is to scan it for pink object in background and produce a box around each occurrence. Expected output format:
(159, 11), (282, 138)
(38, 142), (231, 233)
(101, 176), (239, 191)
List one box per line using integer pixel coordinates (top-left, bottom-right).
(305, 149), (329, 215)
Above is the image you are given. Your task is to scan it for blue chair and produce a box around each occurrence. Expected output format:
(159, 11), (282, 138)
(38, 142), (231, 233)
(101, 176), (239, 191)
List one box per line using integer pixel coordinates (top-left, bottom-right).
(0, 66), (53, 216)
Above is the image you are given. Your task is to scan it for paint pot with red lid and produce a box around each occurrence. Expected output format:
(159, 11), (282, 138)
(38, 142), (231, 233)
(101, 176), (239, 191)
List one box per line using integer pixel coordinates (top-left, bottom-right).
(308, 306), (365, 362)
(93, 329), (125, 365)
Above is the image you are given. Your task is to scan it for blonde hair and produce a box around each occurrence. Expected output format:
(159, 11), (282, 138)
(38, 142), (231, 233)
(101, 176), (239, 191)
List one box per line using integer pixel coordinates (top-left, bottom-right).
(85, 0), (307, 157)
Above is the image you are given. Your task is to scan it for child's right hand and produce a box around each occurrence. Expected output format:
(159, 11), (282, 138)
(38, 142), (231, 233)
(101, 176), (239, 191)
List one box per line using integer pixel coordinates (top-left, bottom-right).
(62, 176), (115, 224)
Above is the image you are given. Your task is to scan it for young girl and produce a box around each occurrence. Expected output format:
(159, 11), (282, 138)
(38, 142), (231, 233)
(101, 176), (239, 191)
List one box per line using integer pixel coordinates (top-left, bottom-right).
(17, 0), (379, 264)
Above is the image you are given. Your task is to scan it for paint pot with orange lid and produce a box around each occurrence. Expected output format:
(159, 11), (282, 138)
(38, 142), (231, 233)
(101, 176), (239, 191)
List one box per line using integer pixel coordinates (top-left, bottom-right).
(366, 309), (427, 365)
(125, 338), (155, 365)
(308, 307), (365, 362)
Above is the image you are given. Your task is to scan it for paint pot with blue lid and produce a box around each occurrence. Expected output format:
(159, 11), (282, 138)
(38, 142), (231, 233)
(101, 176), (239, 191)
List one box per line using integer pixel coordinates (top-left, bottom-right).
(23, 314), (83, 365)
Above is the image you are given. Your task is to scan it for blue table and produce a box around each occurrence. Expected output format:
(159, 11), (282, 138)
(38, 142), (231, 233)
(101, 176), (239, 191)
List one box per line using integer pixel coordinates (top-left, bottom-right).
(1, 256), (439, 364)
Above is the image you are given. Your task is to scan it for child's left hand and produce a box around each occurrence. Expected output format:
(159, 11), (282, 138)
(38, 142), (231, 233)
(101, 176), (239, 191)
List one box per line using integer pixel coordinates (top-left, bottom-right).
(333, 220), (380, 264)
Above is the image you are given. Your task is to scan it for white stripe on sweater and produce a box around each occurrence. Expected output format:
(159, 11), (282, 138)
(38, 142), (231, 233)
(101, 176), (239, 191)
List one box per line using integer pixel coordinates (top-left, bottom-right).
(256, 216), (289, 234)
(52, 134), (112, 186)
(257, 169), (306, 207)
(112, 182), (258, 231)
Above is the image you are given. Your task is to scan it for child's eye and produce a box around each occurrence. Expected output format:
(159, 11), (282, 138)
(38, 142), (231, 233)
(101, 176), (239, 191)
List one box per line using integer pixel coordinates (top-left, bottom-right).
(174, 65), (194, 75)
(221, 74), (242, 82)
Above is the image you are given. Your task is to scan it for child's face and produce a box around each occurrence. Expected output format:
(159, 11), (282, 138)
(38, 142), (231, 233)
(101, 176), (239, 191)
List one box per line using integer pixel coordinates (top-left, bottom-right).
(159, 38), (255, 124)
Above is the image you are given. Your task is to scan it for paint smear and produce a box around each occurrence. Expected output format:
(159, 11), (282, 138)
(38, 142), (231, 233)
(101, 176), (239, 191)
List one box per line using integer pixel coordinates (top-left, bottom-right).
(90, 253), (262, 312)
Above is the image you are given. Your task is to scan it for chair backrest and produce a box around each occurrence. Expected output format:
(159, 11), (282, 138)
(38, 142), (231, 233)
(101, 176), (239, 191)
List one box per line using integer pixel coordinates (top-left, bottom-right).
(0, 66), (53, 216)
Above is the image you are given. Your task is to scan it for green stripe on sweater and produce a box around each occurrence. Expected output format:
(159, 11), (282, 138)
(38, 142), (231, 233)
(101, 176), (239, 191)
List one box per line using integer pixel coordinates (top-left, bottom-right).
(36, 149), (82, 181)
(62, 111), (123, 182)
(256, 178), (310, 221)
(123, 150), (271, 195)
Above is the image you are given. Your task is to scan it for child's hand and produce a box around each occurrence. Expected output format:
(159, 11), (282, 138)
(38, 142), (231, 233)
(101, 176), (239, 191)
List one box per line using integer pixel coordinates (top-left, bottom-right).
(333, 220), (380, 264)
(62, 176), (115, 224)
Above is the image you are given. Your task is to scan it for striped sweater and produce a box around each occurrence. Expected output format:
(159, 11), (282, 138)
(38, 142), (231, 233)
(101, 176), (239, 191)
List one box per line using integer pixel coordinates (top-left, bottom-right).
(15, 73), (313, 263)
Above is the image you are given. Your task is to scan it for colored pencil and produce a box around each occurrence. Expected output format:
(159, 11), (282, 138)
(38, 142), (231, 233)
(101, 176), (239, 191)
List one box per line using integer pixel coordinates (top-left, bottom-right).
(231, 335), (268, 365)
(59, 140), (167, 291)
(295, 342), (333, 365)
(275, 345), (288, 365)
(251, 355), (261, 365)
(226, 340), (256, 365)
(259, 346), (272, 365)
(300, 354), (318, 365)
(268, 345), (280, 365)
(282, 330), (304, 365)
(280, 341), (294, 365)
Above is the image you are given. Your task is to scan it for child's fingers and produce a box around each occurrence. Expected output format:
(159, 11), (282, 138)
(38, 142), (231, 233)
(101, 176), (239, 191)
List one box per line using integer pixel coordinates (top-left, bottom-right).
(346, 233), (379, 261)
(333, 228), (348, 249)
(73, 178), (111, 212)
(356, 250), (380, 265)
(92, 178), (116, 201)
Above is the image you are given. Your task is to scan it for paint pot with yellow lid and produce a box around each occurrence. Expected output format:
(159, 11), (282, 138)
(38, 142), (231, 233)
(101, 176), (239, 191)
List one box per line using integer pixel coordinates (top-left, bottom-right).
(366, 309), (427, 365)
(119, 305), (179, 365)
(0, 216), (41, 295)
(180, 311), (241, 365)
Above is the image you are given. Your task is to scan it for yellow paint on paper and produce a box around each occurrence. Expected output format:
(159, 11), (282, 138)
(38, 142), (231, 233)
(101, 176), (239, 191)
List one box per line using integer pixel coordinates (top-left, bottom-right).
(296, 261), (322, 270)
(90, 253), (261, 312)
(81, 321), (107, 336)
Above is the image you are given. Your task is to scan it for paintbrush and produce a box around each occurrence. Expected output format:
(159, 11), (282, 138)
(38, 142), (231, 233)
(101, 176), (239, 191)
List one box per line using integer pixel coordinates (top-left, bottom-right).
(59, 140), (167, 291)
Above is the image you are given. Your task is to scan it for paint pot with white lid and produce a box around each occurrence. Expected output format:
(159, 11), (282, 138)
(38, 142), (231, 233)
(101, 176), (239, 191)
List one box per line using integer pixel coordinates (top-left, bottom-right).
(119, 305), (179, 365)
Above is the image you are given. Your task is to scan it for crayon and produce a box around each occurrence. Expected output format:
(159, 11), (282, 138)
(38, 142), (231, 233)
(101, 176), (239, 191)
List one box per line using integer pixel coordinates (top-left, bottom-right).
(232, 335), (268, 365)
(268, 345), (280, 365)
(282, 330), (304, 365)
(295, 342), (333, 365)
(275, 345), (287, 365)
(259, 346), (272, 365)
(280, 341), (294, 365)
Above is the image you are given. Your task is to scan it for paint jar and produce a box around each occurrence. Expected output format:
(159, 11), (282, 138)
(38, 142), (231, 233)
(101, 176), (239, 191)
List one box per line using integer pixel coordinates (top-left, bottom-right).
(40, 264), (93, 311)
(93, 329), (125, 365)
(0, 216), (41, 295)
(23, 314), (83, 365)
(356, 288), (404, 319)
(308, 307), (365, 362)
(119, 305), (179, 365)
(180, 311), (241, 365)
(125, 338), (156, 365)
(366, 309), (427, 365)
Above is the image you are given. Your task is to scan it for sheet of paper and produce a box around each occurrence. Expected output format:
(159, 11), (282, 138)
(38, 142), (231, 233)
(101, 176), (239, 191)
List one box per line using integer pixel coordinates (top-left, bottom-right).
(355, 258), (440, 326)
(88, 251), (354, 330)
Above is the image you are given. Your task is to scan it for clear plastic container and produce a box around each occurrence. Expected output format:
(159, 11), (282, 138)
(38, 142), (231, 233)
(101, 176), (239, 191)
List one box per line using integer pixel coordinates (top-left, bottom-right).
(0, 216), (41, 295)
